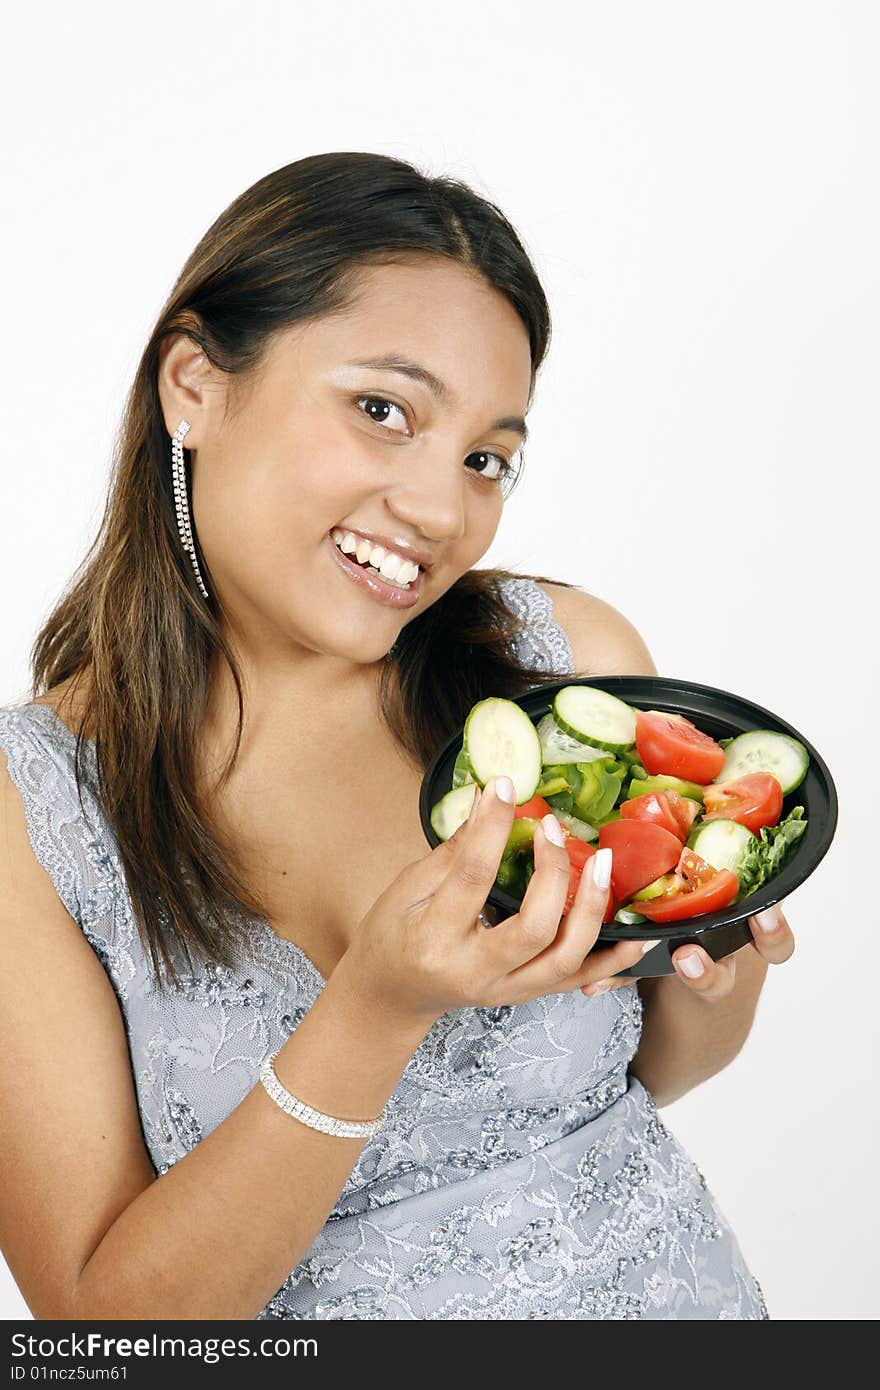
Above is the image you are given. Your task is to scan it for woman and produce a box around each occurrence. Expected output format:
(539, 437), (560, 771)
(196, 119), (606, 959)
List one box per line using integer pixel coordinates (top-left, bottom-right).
(0, 152), (793, 1320)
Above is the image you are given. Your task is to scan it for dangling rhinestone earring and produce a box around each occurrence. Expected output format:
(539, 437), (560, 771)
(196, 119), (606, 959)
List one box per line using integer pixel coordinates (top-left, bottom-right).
(171, 420), (210, 600)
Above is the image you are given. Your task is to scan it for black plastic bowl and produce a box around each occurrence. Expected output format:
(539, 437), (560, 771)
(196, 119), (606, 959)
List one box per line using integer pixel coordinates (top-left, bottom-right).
(419, 676), (838, 978)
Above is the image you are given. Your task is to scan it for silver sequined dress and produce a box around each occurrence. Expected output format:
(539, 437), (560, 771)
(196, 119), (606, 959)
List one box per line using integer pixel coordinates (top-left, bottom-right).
(0, 576), (768, 1319)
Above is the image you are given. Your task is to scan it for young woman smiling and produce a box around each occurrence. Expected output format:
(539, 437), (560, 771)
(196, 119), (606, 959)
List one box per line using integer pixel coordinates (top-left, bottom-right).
(0, 152), (792, 1321)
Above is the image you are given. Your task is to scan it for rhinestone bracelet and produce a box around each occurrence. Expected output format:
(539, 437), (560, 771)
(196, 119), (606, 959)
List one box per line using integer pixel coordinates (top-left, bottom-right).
(259, 1049), (387, 1139)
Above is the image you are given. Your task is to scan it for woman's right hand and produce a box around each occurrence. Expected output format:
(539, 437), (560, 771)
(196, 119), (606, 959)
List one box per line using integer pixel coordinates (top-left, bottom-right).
(340, 776), (656, 1024)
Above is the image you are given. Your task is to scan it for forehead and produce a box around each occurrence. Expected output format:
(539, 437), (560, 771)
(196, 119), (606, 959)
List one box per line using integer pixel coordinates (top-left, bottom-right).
(274, 257), (533, 403)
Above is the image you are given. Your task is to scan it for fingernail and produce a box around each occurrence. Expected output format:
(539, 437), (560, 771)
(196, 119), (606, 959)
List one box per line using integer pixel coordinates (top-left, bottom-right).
(541, 812), (565, 846)
(494, 775), (515, 804)
(466, 785), (482, 823)
(640, 939), (661, 956)
(590, 847), (613, 890)
(678, 952), (705, 979)
(584, 979), (611, 996)
(754, 906), (780, 933)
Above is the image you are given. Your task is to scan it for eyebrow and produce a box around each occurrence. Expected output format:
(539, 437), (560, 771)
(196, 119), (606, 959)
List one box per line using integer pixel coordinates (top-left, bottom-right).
(345, 353), (529, 445)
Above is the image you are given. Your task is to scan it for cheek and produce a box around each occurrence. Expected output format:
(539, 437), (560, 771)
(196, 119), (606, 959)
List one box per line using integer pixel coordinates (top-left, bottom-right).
(464, 496), (503, 552)
(196, 465), (279, 564)
(196, 447), (360, 589)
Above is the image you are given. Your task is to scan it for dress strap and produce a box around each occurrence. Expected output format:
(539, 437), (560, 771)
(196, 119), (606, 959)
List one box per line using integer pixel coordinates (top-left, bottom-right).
(497, 575), (574, 676)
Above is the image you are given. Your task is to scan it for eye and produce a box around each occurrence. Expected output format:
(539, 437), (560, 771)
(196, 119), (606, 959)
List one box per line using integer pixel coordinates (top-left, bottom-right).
(356, 395), (409, 434)
(354, 395), (524, 498)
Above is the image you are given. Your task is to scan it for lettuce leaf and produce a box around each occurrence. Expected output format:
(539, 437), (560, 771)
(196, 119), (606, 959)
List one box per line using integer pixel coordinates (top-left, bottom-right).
(736, 806), (808, 899)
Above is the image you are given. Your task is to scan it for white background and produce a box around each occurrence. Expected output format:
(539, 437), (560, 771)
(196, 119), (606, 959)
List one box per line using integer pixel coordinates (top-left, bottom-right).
(1, 0), (877, 1321)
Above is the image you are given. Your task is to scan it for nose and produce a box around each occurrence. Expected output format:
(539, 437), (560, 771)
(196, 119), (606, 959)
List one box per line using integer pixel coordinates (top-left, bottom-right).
(384, 449), (467, 544)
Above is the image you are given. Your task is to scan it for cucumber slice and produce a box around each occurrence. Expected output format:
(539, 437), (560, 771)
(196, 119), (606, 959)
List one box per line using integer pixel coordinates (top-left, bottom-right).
(688, 818), (757, 878)
(451, 745), (476, 789)
(535, 712), (614, 765)
(553, 809), (599, 841)
(430, 783), (480, 841)
(716, 730), (809, 796)
(552, 685), (637, 753)
(463, 697), (542, 805)
(614, 906), (649, 925)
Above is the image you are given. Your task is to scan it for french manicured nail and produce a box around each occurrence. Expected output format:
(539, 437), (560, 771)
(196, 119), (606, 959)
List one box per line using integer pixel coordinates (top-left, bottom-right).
(542, 813), (565, 846)
(591, 848), (613, 889)
(754, 906), (780, 932)
(640, 939), (661, 956)
(494, 775), (515, 804)
(678, 952), (705, 979)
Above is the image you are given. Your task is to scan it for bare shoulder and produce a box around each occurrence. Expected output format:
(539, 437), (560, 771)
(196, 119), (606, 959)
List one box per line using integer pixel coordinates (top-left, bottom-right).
(533, 580), (658, 678)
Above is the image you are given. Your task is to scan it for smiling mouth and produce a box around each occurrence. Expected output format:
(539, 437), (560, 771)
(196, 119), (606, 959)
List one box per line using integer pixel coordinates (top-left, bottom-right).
(326, 532), (425, 608)
(328, 528), (422, 589)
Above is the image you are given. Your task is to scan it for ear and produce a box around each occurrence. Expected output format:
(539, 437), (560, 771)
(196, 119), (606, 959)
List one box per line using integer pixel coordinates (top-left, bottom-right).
(156, 319), (219, 449)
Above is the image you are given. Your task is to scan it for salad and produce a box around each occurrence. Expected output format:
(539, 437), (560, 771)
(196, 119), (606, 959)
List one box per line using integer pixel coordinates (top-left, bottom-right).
(430, 685), (809, 926)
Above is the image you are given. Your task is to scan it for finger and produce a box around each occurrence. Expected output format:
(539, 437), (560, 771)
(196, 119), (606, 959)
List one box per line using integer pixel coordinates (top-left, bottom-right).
(748, 904), (795, 964)
(408, 783), (483, 903)
(483, 813), (575, 975)
(490, 823), (602, 979)
(581, 975), (636, 998)
(429, 775), (516, 932)
(567, 934), (661, 993)
(669, 945), (737, 999)
(502, 841), (660, 990)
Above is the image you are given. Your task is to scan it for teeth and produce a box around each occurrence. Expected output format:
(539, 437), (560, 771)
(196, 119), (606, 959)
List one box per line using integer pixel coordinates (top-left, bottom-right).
(330, 529), (419, 585)
(379, 551), (405, 581)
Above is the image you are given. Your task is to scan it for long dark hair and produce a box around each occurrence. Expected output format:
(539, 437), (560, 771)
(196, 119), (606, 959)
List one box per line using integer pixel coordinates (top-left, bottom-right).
(29, 152), (582, 991)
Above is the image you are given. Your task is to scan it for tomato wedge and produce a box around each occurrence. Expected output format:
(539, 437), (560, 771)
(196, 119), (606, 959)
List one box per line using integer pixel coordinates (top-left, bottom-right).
(559, 839), (615, 923)
(632, 847), (739, 922)
(620, 791), (680, 838)
(620, 789), (701, 843)
(702, 774), (783, 834)
(597, 820), (683, 904)
(514, 794), (554, 821)
(667, 792), (701, 840)
(635, 709), (726, 784)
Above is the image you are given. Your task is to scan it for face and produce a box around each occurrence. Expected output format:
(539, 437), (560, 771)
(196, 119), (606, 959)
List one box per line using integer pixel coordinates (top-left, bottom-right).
(159, 255), (533, 692)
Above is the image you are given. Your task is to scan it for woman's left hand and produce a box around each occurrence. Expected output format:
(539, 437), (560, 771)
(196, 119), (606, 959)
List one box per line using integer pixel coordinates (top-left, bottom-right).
(664, 902), (795, 1000)
(581, 902), (795, 999)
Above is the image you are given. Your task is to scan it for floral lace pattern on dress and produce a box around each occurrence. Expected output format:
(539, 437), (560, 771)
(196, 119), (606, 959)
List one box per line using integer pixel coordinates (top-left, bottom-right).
(0, 576), (767, 1319)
